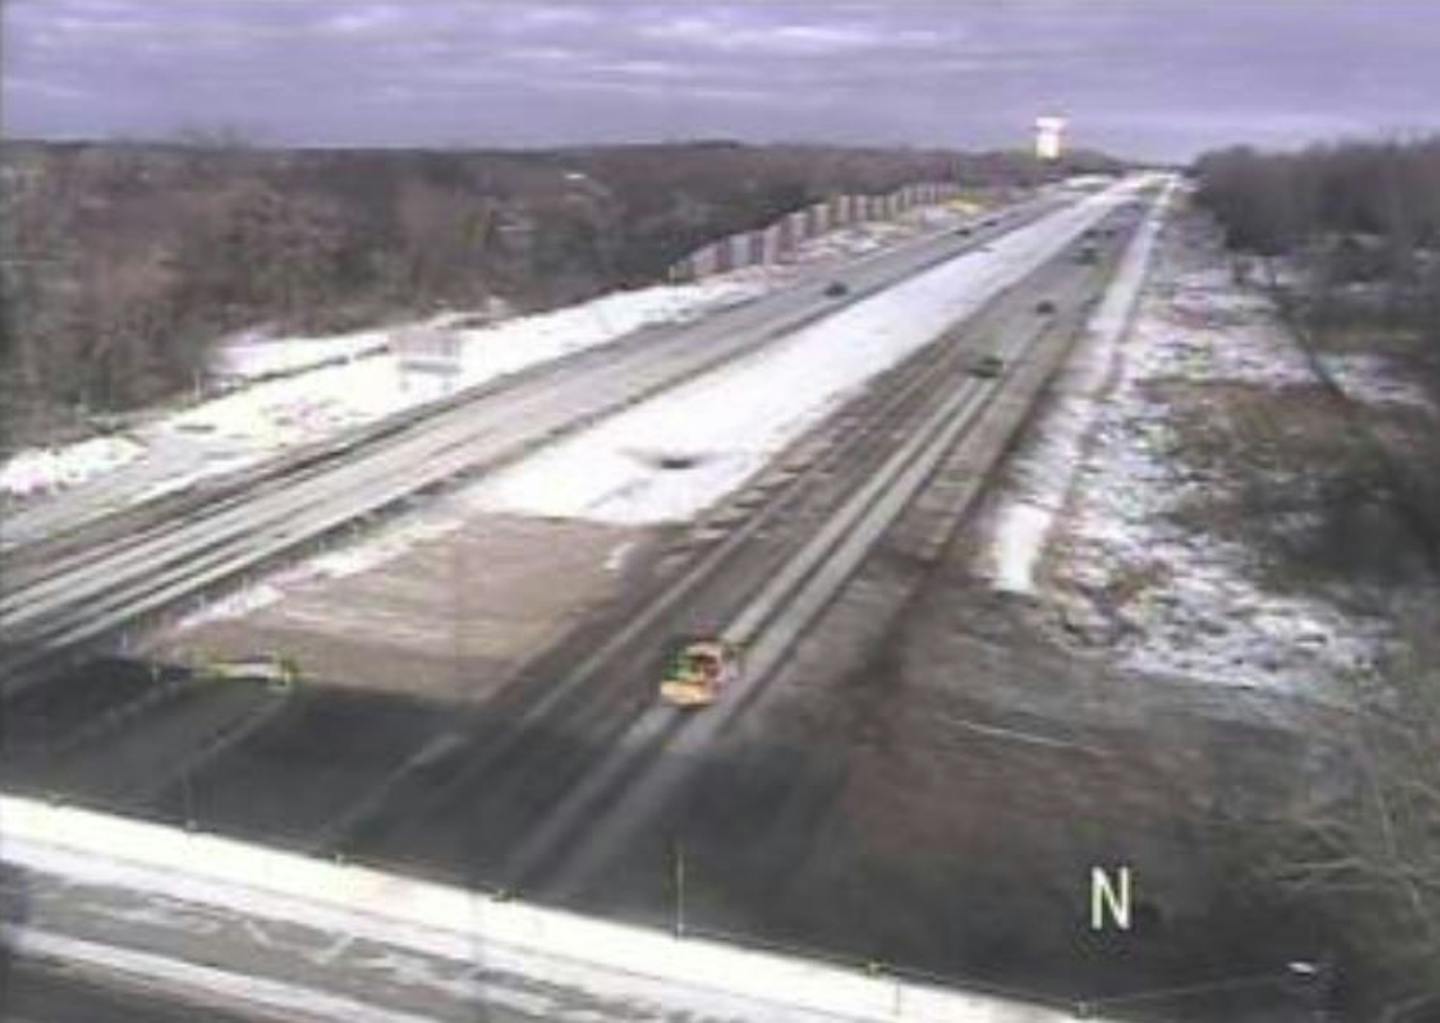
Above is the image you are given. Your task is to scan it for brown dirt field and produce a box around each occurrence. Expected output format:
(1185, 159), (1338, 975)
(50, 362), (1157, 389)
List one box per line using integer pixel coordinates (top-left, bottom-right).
(149, 514), (668, 702)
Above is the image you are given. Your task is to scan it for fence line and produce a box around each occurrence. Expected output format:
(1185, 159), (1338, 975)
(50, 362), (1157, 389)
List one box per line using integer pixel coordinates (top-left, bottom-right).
(668, 181), (965, 282)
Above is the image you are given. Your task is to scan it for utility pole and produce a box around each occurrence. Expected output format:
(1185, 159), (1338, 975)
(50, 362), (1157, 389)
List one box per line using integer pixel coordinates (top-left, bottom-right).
(452, 507), (466, 699)
(182, 765), (196, 830)
(672, 839), (686, 937)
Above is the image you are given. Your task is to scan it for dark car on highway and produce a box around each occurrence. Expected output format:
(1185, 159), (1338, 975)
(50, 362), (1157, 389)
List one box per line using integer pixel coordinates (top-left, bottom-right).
(824, 281), (849, 298)
(969, 354), (1006, 378)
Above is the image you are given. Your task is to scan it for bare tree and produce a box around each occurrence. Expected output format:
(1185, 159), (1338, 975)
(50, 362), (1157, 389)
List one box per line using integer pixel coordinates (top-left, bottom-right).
(1260, 600), (1440, 1021)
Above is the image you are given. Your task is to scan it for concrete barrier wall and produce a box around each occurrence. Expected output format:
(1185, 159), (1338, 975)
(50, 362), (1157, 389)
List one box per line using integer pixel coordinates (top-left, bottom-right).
(763, 222), (786, 262)
(0, 794), (1095, 1023)
(747, 230), (766, 265)
(806, 202), (828, 235)
(669, 181), (966, 282)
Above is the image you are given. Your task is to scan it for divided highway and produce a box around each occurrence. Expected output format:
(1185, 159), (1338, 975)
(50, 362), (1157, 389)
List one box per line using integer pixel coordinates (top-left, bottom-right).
(310, 198), (1146, 890)
(0, 188), (1151, 839)
(0, 183), (1159, 1023)
(1, 196), (1067, 696)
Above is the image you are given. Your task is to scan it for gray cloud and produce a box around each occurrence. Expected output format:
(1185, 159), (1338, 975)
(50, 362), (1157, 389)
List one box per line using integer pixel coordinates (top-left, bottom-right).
(4, 0), (1439, 159)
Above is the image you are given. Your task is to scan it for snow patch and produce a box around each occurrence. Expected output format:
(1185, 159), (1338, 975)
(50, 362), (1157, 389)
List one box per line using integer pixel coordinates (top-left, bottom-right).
(132, 470), (218, 503)
(980, 181), (1174, 594)
(1, 796), (1104, 1023)
(984, 200), (1395, 696)
(8, 929), (447, 1023)
(12, 279), (769, 510)
(604, 540), (637, 573)
(990, 503), (1058, 596)
(7, 194), (989, 510)
(169, 517), (463, 632)
(172, 583), (287, 631)
(165, 280), (769, 457)
(0, 435), (145, 499)
(301, 517), (463, 579)
(1321, 352), (1436, 411)
(215, 328), (391, 381)
(466, 180), (1151, 525)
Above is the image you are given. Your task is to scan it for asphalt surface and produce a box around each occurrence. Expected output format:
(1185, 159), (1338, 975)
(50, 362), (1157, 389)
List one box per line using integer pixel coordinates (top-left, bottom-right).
(1, 856), (898, 1023)
(0, 205), (1139, 858)
(0, 189), (1165, 1019)
(2, 956), (268, 1023)
(0, 201), (1041, 558)
(1, 198), (1071, 698)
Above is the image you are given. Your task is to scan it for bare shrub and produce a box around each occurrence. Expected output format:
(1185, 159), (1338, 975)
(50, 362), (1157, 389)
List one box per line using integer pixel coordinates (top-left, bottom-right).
(1257, 598), (1440, 1020)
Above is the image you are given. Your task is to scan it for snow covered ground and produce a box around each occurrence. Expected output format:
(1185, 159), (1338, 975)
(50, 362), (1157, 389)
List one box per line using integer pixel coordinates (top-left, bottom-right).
(0, 200), (979, 507)
(0, 278), (765, 507)
(979, 193), (1400, 697)
(985, 180), (1175, 595)
(1319, 352), (1437, 412)
(213, 326), (392, 381)
(0, 795), (1109, 1023)
(154, 181), (1143, 631)
(169, 514), (465, 632)
(165, 277), (768, 454)
(0, 435), (145, 501)
(465, 180), (1145, 525)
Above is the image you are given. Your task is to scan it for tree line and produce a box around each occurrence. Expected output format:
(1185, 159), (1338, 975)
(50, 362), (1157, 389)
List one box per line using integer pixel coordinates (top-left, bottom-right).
(0, 139), (1120, 446)
(1192, 135), (1440, 341)
(1195, 136), (1440, 1020)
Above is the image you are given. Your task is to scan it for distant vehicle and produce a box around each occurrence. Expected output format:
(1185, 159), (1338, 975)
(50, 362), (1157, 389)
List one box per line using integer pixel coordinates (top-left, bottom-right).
(954, 226), (973, 237)
(823, 281), (849, 298)
(968, 354), (1006, 378)
(1077, 243), (1100, 265)
(1035, 299), (1058, 315)
(659, 639), (741, 708)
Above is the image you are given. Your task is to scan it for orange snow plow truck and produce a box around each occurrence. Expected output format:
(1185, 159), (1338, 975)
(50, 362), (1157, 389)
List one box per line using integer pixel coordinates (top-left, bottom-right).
(659, 639), (741, 708)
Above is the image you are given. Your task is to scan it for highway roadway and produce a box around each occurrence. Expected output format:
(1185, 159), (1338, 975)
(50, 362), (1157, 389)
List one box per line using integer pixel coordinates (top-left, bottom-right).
(344, 204), (1141, 898)
(0, 189), (1149, 859)
(0, 194), (1071, 698)
(1, 182), (1157, 1020)
(2, 957), (271, 1023)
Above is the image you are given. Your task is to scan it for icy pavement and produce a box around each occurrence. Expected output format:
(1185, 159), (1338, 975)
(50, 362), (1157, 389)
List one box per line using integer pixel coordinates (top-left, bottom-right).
(979, 197), (1396, 698)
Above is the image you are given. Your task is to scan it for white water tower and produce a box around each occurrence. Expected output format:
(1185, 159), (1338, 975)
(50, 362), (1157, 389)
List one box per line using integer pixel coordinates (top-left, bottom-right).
(1035, 116), (1067, 161)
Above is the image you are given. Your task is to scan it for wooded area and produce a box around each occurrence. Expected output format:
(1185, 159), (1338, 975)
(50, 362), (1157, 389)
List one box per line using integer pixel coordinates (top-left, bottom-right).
(1195, 137), (1440, 1021)
(1193, 136), (1440, 344)
(0, 139), (1119, 446)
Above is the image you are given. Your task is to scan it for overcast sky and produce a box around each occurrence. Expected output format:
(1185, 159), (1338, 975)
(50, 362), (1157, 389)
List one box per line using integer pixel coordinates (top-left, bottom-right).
(5, 0), (1439, 161)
